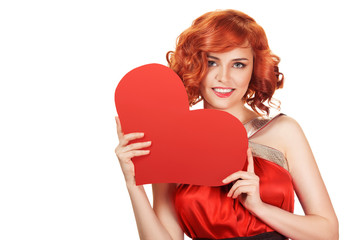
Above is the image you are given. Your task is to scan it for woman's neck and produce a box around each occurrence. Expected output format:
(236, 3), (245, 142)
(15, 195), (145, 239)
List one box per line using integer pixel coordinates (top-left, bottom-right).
(203, 102), (259, 125)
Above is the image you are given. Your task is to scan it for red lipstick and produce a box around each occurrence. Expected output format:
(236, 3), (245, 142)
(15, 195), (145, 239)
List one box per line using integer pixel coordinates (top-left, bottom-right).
(212, 87), (235, 98)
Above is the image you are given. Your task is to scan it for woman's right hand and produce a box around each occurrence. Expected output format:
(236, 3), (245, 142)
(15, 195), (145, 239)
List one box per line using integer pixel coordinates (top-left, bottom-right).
(114, 116), (152, 187)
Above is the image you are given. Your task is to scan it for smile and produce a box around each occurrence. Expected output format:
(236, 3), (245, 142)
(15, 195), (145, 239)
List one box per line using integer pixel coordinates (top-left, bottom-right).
(212, 88), (235, 98)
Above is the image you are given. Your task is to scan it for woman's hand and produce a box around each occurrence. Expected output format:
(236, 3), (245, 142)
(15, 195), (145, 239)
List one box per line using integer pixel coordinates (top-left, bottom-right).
(222, 148), (263, 213)
(114, 116), (151, 187)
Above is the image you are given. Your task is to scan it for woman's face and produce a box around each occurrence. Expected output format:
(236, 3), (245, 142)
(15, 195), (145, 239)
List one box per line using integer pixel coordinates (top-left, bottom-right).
(200, 47), (254, 111)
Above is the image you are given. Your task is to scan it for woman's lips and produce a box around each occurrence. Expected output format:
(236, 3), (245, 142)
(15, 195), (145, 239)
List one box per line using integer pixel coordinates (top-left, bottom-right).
(212, 88), (235, 98)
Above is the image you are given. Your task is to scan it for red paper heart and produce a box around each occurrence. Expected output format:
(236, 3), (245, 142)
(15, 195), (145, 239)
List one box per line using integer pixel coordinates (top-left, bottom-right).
(114, 64), (248, 186)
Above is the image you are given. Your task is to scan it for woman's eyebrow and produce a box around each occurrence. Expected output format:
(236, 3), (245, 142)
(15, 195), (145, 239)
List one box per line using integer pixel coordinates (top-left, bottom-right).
(232, 58), (249, 61)
(207, 55), (219, 60)
(207, 55), (249, 61)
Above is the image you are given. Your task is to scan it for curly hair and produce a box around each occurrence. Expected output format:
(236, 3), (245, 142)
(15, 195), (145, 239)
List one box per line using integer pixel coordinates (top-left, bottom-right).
(166, 9), (284, 115)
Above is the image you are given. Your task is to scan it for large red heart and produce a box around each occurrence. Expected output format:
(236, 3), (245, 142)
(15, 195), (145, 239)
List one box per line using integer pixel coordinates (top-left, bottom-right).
(114, 64), (248, 186)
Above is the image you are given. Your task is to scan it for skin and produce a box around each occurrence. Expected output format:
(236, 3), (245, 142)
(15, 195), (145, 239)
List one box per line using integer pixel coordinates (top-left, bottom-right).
(200, 47), (257, 123)
(115, 47), (339, 240)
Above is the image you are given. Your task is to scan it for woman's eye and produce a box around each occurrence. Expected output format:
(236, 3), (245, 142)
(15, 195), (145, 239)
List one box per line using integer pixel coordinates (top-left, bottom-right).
(208, 61), (217, 67)
(233, 62), (245, 68)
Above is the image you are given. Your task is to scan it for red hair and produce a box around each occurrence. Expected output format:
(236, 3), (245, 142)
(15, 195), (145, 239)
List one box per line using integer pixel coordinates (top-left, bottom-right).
(166, 9), (284, 115)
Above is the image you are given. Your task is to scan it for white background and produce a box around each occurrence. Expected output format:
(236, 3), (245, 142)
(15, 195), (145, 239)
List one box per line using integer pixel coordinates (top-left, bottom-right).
(1, 0), (359, 239)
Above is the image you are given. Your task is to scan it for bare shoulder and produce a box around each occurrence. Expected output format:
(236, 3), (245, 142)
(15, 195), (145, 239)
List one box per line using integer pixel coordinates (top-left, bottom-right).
(251, 114), (305, 151)
(271, 115), (315, 173)
(274, 115), (308, 145)
(271, 114), (304, 137)
(255, 114), (309, 164)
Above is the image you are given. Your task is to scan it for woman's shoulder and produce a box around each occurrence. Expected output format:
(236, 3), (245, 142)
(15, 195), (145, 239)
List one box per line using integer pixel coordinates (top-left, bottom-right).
(271, 114), (306, 142)
(270, 113), (302, 132)
(250, 113), (302, 136)
(250, 113), (305, 155)
(268, 114), (310, 161)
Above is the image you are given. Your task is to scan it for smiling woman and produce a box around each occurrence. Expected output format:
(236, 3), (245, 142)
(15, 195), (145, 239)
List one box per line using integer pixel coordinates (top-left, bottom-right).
(114, 9), (339, 240)
(200, 48), (254, 114)
(166, 10), (283, 116)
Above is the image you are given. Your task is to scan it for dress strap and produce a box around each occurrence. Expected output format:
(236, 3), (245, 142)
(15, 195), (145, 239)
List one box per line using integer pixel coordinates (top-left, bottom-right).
(244, 113), (285, 139)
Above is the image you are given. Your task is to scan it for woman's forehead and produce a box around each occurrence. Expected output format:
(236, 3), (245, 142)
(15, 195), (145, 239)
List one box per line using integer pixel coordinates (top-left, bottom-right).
(207, 47), (253, 58)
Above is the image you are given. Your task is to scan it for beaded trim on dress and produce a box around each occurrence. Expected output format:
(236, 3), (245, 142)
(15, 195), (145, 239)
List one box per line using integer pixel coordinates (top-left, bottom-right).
(244, 114), (289, 171)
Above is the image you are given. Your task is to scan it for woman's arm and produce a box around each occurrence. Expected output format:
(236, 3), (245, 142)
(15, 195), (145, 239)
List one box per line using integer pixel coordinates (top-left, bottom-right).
(126, 183), (183, 240)
(256, 116), (338, 239)
(115, 116), (183, 240)
(224, 116), (338, 240)
(152, 183), (184, 240)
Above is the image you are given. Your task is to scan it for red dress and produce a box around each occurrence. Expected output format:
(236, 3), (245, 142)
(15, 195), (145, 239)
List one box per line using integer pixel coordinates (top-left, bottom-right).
(174, 113), (294, 239)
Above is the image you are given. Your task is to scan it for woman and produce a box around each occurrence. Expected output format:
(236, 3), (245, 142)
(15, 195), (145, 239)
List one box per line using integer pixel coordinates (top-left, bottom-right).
(115, 9), (338, 240)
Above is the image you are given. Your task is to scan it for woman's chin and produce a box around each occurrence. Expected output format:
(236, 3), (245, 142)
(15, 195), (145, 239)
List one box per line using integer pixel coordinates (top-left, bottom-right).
(204, 101), (233, 111)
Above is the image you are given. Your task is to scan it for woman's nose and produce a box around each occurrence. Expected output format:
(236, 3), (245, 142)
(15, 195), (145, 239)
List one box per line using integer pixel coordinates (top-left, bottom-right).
(215, 66), (230, 83)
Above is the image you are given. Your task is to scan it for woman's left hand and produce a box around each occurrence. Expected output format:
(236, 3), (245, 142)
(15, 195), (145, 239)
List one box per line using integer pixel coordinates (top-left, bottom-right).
(222, 148), (263, 213)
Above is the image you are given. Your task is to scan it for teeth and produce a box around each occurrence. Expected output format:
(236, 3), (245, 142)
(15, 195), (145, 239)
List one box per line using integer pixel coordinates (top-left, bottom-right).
(213, 88), (234, 93)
